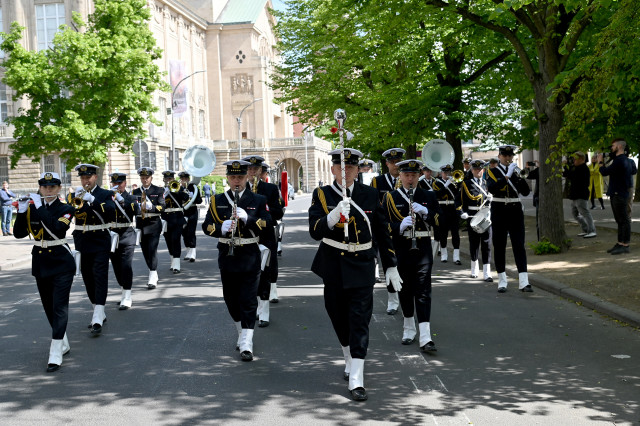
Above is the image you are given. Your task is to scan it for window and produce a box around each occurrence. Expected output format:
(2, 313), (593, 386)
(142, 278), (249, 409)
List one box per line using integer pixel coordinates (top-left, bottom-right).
(43, 155), (56, 172)
(0, 7), (5, 59)
(36, 3), (65, 51)
(157, 97), (166, 131)
(59, 159), (71, 185)
(199, 110), (205, 139)
(0, 157), (8, 183)
(133, 140), (155, 170)
(190, 107), (195, 137)
(0, 82), (7, 123)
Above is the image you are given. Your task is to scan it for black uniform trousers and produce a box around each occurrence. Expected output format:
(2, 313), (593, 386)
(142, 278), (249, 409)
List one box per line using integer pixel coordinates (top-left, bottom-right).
(140, 220), (161, 271)
(182, 211), (199, 248)
(438, 204), (460, 249)
(491, 203), (527, 273)
(323, 283), (373, 359)
(220, 269), (260, 329)
(397, 239), (433, 323)
(468, 226), (492, 264)
(109, 230), (135, 290)
(36, 270), (75, 339)
(81, 248), (110, 305)
(163, 215), (183, 258)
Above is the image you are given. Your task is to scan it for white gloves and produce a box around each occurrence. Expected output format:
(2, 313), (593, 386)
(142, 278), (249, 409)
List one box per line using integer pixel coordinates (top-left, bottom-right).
(82, 191), (95, 203)
(111, 185), (119, 192)
(75, 186), (84, 194)
(236, 207), (248, 223)
(18, 199), (30, 213)
(188, 191), (194, 197)
(115, 193), (124, 203)
(385, 266), (403, 292)
(30, 193), (42, 209)
(399, 216), (413, 233)
(412, 202), (428, 219)
(506, 162), (517, 177)
(163, 187), (170, 197)
(486, 193), (493, 202)
(144, 200), (153, 210)
(444, 177), (453, 187)
(221, 219), (233, 234)
(460, 212), (469, 220)
(327, 199), (350, 229)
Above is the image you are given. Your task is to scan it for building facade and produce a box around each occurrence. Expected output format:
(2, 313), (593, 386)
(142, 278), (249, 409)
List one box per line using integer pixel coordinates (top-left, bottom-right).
(0, 0), (329, 194)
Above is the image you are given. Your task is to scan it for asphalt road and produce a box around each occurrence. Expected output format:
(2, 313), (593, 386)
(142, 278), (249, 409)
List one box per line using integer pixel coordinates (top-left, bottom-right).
(0, 194), (639, 425)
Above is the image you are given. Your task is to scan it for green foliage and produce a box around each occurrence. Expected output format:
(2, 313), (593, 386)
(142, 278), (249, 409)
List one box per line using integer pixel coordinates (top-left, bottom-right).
(200, 175), (226, 194)
(0, 0), (170, 168)
(529, 238), (561, 255)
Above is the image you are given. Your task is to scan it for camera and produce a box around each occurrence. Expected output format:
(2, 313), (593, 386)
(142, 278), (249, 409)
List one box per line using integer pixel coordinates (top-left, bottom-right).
(526, 161), (536, 167)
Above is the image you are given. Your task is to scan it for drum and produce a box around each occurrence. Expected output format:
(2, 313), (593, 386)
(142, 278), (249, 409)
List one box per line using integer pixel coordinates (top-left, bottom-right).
(470, 206), (492, 233)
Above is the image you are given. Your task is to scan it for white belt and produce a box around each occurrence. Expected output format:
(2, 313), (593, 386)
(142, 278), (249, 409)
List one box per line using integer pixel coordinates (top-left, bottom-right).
(80, 224), (110, 231)
(34, 239), (67, 248)
(468, 206), (481, 211)
(218, 237), (260, 245)
(492, 197), (521, 203)
(402, 230), (431, 238)
(164, 208), (183, 213)
(439, 200), (455, 205)
(111, 223), (133, 229)
(322, 238), (372, 252)
(138, 212), (161, 218)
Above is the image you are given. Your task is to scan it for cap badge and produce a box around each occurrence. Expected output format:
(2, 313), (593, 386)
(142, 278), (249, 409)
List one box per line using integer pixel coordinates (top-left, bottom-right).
(232, 161), (241, 169)
(344, 150), (351, 159)
(80, 166), (87, 172)
(44, 173), (53, 180)
(409, 161), (416, 168)
(390, 150), (397, 156)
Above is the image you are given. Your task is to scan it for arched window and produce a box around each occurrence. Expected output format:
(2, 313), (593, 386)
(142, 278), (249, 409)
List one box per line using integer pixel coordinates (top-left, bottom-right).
(133, 140), (156, 170)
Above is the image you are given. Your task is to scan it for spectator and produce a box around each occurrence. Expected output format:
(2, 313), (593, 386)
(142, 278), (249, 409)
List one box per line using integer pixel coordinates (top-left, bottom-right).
(588, 155), (605, 209)
(599, 138), (634, 254)
(131, 183), (139, 192)
(203, 182), (211, 205)
(563, 152), (596, 238)
(0, 181), (16, 236)
(288, 182), (294, 200)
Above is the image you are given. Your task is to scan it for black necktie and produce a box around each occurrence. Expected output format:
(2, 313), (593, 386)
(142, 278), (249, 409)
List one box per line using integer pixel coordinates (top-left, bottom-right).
(346, 188), (351, 197)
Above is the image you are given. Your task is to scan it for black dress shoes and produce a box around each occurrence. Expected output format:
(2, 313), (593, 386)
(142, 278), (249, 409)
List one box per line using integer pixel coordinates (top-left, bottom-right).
(386, 308), (397, 315)
(607, 243), (621, 253)
(258, 320), (270, 328)
(350, 387), (368, 401)
(520, 285), (533, 292)
(497, 287), (507, 293)
(401, 337), (415, 345)
(46, 363), (60, 373)
(269, 298), (279, 304)
(189, 258), (195, 263)
(240, 350), (253, 361)
(90, 323), (102, 335)
(87, 317), (106, 328)
(485, 277), (493, 282)
(454, 260), (462, 265)
(343, 372), (349, 381)
(610, 245), (630, 255)
(421, 341), (437, 352)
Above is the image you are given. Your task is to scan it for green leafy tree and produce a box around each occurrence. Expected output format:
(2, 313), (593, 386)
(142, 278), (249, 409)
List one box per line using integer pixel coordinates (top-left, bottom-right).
(271, 0), (520, 169)
(1, 0), (169, 178)
(425, 0), (616, 250)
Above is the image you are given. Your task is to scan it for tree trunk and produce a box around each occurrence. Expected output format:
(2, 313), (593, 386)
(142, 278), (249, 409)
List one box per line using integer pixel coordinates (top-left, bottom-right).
(533, 80), (569, 251)
(635, 170), (640, 202)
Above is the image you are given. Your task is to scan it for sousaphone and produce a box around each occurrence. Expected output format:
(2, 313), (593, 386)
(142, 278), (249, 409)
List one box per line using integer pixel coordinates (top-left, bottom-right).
(182, 145), (216, 209)
(422, 139), (455, 171)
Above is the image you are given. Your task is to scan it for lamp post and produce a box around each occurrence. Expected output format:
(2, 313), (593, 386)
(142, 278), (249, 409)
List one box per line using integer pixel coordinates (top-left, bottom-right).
(170, 70), (205, 171)
(303, 125), (311, 193)
(237, 98), (263, 158)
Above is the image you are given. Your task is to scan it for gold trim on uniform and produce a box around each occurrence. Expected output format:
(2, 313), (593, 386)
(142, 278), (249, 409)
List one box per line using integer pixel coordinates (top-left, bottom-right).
(206, 224), (215, 235)
(462, 181), (482, 201)
(317, 188), (330, 214)
(383, 192), (404, 221)
(58, 217), (70, 225)
(208, 196), (224, 224)
(256, 219), (266, 230)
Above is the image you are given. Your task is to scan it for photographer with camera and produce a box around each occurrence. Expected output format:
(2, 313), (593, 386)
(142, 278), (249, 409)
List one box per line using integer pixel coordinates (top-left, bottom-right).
(563, 152), (596, 239)
(598, 138), (634, 254)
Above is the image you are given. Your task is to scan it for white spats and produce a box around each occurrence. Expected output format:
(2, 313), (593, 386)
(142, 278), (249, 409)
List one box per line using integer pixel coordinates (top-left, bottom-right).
(235, 321), (242, 349)
(342, 345), (352, 375)
(470, 260), (479, 278)
(440, 248), (448, 262)
(269, 283), (279, 302)
(91, 304), (105, 326)
(239, 328), (254, 354)
(387, 292), (399, 311)
(519, 272), (530, 289)
(453, 249), (460, 262)
(403, 317), (417, 341)
(171, 257), (181, 273)
(418, 322), (432, 348)
(498, 272), (508, 289)
(258, 299), (270, 322)
(120, 289), (132, 309)
(62, 333), (70, 355)
(148, 270), (158, 287)
(48, 339), (63, 367)
(190, 247), (196, 260)
(483, 263), (492, 281)
(349, 358), (365, 391)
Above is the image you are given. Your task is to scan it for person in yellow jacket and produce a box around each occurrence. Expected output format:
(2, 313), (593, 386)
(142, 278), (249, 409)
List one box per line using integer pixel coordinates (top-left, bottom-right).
(588, 155), (605, 210)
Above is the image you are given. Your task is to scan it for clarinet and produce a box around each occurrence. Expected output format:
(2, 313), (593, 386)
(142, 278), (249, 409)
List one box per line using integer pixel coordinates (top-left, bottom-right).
(228, 187), (240, 256)
(408, 184), (418, 251)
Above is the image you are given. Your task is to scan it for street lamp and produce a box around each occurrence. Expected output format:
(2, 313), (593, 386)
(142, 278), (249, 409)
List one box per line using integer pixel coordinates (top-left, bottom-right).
(170, 70), (206, 171)
(303, 125), (311, 193)
(237, 98), (263, 158)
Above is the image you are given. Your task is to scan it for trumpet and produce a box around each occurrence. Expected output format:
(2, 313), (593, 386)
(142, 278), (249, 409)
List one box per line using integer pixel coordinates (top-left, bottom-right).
(73, 189), (86, 209)
(395, 176), (402, 189)
(252, 175), (259, 193)
(451, 169), (465, 183)
(509, 162), (529, 179)
(140, 191), (147, 219)
(168, 180), (181, 193)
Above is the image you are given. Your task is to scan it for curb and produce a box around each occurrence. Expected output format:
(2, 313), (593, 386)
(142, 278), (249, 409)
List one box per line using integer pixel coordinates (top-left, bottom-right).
(0, 258), (31, 271)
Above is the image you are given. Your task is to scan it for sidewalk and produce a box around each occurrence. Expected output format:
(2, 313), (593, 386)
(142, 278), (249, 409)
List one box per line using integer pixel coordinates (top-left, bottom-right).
(2, 199), (639, 328)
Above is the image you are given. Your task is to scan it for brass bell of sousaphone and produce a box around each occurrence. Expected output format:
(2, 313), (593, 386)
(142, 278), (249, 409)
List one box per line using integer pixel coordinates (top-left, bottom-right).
(421, 139), (455, 172)
(182, 145), (216, 184)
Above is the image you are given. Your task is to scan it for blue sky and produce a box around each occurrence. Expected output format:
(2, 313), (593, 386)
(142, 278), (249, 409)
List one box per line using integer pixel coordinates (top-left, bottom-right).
(272, 0), (287, 12)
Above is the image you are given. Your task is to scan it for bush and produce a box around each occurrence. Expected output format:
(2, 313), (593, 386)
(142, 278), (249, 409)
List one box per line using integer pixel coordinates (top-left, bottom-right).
(529, 238), (561, 255)
(200, 175), (226, 195)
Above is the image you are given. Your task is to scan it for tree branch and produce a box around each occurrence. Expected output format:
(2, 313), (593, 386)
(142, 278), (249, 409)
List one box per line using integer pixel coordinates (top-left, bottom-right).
(464, 50), (512, 85)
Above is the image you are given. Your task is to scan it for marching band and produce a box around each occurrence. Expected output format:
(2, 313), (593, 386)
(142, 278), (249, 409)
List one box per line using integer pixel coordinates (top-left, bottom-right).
(13, 130), (533, 404)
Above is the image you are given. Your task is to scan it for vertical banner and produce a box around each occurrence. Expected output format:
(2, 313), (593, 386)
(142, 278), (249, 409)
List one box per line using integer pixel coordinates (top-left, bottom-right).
(170, 59), (188, 118)
(281, 171), (288, 207)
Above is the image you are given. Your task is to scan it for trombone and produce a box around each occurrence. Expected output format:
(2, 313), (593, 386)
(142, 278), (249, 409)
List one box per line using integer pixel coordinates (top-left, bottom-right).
(451, 169), (465, 183)
(168, 180), (181, 193)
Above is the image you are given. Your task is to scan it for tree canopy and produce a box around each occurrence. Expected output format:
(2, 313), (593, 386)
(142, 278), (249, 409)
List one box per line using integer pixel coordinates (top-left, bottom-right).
(1, 0), (169, 169)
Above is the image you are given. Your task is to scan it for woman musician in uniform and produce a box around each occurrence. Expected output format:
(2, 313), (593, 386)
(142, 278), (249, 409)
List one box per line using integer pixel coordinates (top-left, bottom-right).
(13, 172), (76, 372)
(459, 160), (493, 282)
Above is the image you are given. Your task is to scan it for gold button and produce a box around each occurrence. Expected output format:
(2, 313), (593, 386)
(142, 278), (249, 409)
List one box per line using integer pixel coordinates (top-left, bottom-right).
(340, 252), (344, 256)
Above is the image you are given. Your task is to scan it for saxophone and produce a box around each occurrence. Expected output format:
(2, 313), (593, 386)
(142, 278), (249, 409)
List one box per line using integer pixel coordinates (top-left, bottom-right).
(252, 175), (259, 193)
(395, 176), (402, 189)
